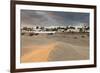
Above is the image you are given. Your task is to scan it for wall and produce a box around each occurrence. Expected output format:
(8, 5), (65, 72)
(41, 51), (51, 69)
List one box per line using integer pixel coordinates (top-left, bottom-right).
(0, 0), (100, 73)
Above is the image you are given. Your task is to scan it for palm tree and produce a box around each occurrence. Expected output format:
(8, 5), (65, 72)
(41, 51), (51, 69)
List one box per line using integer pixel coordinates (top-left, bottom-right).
(79, 28), (83, 32)
(40, 27), (44, 30)
(69, 26), (75, 29)
(36, 26), (39, 29)
(64, 26), (68, 31)
(23, 27), (28, 31)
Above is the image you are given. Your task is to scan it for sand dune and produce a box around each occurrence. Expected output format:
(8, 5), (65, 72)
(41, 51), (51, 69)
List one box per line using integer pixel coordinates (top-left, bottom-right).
(21, 33), (89, 63)
(21, 42), (57, 63)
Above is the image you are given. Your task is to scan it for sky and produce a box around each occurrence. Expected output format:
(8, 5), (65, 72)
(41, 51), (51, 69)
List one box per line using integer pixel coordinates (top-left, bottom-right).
(21, 9), (89, 27)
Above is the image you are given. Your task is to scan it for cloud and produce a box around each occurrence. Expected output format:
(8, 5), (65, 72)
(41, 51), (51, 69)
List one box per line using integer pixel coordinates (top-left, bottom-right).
(21, 10), (89, 27)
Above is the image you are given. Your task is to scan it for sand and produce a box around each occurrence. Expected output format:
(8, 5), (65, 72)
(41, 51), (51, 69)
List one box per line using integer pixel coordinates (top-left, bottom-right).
(20, 33), (89, 63)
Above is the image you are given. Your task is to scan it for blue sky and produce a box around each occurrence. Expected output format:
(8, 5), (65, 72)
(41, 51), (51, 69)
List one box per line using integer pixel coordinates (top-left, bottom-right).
(21, 10), (89, 27)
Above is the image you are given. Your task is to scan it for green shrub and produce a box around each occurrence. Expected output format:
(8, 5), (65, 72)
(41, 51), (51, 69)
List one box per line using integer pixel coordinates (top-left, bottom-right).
(81, 35), (85, 38)
(29, 33), (34, 36)
(21, 32), (25, 35)
(74, 36), (77, 39)
(48, 33), (53, 35)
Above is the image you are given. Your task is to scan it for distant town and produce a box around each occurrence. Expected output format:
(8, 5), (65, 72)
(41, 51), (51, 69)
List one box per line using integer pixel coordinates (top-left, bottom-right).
(21, 24), (89, 36)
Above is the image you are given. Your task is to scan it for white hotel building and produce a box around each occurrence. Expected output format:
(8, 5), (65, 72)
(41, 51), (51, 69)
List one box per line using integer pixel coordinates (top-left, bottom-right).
(21, 24), (89, 34)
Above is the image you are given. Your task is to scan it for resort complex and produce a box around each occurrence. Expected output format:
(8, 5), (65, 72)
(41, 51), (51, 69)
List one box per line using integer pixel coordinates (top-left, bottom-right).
(21, 24), (89, 35)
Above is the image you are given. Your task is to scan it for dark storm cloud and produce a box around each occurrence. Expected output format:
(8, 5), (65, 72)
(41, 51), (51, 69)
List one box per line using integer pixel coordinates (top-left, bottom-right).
(21, 10), (89, 27)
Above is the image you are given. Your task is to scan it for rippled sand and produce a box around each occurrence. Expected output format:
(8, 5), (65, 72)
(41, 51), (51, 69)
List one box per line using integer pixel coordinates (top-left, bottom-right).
(21, 33), (89, 63)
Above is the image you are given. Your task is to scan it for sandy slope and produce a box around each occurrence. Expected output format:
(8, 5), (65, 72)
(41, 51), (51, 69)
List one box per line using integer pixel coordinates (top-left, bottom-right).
(21, 42), (57, 63)
(21, 33), (89, 63)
